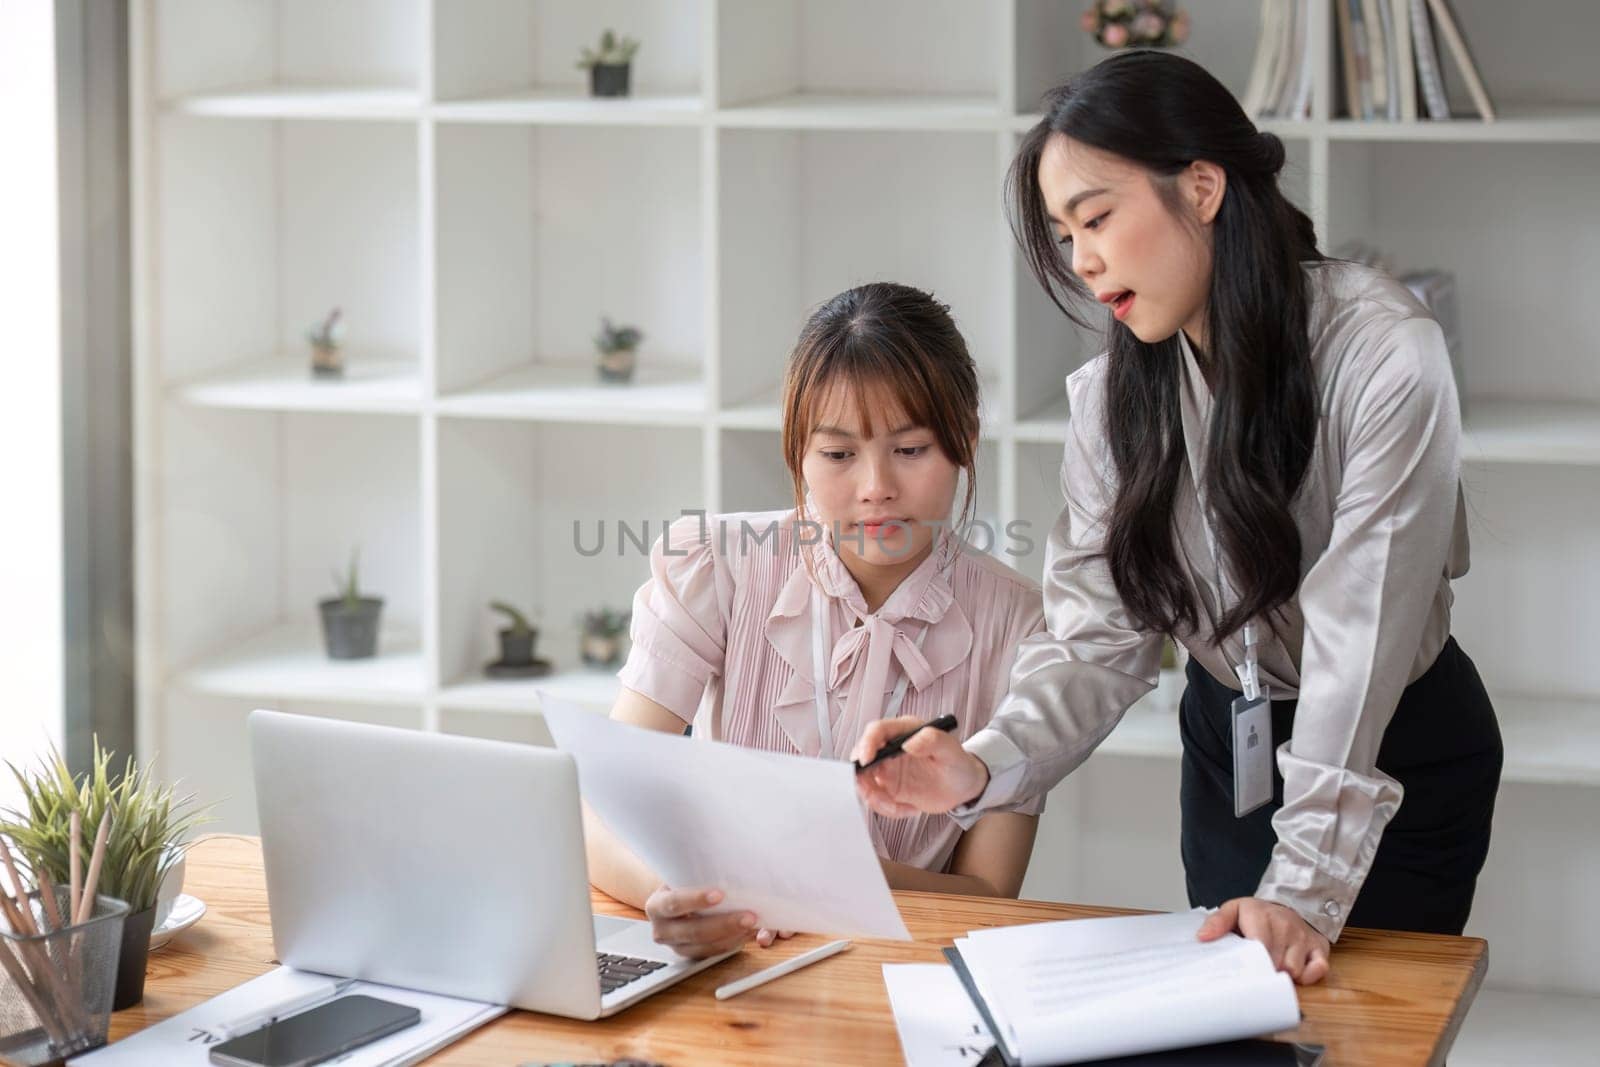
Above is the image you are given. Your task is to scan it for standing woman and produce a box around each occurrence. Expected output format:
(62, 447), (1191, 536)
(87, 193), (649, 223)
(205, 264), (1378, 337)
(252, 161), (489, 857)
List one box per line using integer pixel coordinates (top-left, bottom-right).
(855, 51), (1503, 985)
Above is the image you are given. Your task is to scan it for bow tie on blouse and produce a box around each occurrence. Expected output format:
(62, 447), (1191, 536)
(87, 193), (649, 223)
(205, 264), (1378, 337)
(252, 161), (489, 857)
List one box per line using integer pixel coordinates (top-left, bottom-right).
(763, 536), (973, 758)
(826, 613), (937, 723)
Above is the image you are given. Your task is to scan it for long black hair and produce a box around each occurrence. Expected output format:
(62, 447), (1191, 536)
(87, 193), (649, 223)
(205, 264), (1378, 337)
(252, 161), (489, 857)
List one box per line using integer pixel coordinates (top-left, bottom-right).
(1006, 49), (1324, 642)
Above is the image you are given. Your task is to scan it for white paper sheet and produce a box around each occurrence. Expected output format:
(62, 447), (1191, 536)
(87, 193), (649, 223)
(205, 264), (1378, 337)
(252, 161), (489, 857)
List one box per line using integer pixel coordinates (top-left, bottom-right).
(957, 911), (1301, 1066)
(71, 965), (504, 1067)
(541, 696), (910, 940)
(882, 963), (1000, 1067)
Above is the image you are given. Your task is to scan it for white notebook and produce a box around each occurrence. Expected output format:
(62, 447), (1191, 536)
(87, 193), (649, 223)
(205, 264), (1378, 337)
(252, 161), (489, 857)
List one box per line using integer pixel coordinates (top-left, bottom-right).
(945, 911), (1302, 1066)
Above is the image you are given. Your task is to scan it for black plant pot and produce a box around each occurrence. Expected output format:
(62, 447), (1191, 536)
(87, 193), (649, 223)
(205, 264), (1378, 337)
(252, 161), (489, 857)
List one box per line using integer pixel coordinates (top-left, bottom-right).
(318, 597), (384, 659)
(590, 63), (631, 97)
(498, 628), (537, 665)
(112, 905), (156, 1011)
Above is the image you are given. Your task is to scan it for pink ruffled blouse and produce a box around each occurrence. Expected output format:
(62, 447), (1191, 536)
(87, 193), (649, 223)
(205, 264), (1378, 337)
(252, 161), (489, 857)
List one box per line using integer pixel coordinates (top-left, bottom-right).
(618, 508), (1046, 873)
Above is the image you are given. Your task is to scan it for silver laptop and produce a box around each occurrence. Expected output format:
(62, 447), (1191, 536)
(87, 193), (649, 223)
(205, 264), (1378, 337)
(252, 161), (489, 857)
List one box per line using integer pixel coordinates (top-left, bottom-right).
(247, 709), (735, 1018)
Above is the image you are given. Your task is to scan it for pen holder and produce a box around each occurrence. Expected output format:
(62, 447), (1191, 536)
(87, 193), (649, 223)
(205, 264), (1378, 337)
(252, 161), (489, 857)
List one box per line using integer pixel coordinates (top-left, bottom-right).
(0, 890), (129, 1066)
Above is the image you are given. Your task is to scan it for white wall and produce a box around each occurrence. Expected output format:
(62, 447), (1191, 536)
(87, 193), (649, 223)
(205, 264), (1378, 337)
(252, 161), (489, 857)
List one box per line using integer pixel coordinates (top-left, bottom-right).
(0, 0), (66, 803)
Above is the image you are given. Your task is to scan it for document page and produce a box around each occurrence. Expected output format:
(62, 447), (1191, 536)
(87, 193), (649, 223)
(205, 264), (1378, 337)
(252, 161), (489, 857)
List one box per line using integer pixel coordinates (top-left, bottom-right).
(542, 697), (910, 940)
(883, 963), (999, 1067)
(958, 911), (1300, 1065)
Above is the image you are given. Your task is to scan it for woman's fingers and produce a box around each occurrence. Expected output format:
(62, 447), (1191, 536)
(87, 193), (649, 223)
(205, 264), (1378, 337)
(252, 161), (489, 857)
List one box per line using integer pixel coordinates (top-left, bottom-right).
(1196, 899), (1239, 941)
(1204, 897), (1333, 986)
(646, 884), (759, 958)
(854, 772), (925, 818)
(654, 910), (756, 953)
(851, 717), (923, 765)
(646, 885), (722, 920)
(1282, 941), (1308, 982)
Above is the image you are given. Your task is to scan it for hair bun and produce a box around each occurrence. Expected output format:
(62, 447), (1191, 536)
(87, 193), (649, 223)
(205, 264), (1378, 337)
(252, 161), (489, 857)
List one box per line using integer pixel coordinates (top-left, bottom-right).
(1254, 130), (1286, 175)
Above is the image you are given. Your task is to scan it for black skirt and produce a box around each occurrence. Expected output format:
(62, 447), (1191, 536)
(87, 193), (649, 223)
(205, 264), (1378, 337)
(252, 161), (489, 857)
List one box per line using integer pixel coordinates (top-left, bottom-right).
(1178, 636), (1503, 935)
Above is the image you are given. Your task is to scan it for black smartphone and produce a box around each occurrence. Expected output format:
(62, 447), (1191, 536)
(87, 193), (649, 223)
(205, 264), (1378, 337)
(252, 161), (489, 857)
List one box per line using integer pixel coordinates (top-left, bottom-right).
(208, 994), (421, 1067)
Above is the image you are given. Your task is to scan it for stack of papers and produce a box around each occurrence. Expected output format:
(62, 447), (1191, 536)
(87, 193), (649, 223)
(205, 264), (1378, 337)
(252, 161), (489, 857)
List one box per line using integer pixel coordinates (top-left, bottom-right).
(71, 966), (505, 1066)
(887, 911), (1302, 1066)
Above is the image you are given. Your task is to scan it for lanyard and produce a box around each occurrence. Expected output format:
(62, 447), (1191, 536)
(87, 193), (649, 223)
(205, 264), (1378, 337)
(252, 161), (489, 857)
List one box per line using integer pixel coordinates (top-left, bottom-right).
(810, 585), (928, 760)
(1195, 500), (1263, 702)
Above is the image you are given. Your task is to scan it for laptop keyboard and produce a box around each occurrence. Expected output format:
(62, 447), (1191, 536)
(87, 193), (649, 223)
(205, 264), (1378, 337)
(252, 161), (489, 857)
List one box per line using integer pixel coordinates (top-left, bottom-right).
(597, 952), (669, 995)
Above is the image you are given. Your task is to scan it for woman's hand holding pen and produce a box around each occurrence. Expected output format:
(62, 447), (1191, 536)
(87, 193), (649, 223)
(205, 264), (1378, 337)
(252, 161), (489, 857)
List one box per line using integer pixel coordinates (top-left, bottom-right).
(852, 716), (991, 817)
(1198, 897), (1331, 986)
(644, 885), (791, 958)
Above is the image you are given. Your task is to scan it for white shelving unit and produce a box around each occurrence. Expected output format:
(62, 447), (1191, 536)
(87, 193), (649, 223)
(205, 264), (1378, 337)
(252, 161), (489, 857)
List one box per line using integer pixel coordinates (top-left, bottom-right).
(134, 1), (1600, 1054)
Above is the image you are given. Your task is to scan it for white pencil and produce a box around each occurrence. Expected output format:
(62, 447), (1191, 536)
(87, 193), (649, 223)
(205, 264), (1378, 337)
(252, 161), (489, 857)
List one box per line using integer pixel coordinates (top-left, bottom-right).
(713, 939), (851, 1000)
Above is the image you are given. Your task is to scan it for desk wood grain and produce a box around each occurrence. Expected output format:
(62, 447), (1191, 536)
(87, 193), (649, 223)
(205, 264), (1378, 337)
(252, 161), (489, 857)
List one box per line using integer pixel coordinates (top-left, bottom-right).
(109, 835), (1485, 1066)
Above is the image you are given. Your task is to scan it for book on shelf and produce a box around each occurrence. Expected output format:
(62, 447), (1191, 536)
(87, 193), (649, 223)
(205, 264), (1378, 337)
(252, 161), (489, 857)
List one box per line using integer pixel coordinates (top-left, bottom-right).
(1427, 0), (1497, 120)
(1411, 0), (1452, 119)
(1363, 0), (1390, 116)
(1348, 0), (1376, 119)
(1240, 0), (1312, 121)
(1392, 0), (1418, 121)
(1338, 0), (1494, 121)
(1375, 0), (1401, 120)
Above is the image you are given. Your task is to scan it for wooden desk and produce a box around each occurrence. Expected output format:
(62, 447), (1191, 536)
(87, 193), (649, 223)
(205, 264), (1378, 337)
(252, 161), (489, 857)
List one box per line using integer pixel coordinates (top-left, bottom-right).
(113, 836), (1486, 1066)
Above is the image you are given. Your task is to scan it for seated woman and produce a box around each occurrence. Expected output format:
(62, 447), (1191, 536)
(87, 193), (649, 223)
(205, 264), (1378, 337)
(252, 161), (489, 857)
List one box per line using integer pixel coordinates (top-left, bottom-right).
(585, 282), (1044, 958)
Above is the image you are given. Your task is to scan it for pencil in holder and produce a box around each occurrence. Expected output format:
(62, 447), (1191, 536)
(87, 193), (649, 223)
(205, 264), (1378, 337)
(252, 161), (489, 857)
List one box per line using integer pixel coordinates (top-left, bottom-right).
(0, 889), (129, 1066)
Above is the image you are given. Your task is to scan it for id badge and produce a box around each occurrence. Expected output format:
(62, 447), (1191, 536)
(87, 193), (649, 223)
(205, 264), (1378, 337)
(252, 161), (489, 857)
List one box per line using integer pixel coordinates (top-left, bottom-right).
(1231, 685), (1273, 818)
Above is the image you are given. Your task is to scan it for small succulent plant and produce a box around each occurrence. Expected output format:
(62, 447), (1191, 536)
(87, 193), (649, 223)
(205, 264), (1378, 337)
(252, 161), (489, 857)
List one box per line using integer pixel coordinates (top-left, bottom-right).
(330, 546), (365, 606)
(491, 600), (537, 637)
(594, 317), (643, 354)
(306, 307), (344, 348)
(581, 607), (631, 637)
(577, 29), (640, 69)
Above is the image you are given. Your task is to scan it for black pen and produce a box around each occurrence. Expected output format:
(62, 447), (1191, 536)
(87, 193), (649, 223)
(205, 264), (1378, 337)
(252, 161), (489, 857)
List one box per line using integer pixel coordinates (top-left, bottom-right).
(853, 714), (959, 774)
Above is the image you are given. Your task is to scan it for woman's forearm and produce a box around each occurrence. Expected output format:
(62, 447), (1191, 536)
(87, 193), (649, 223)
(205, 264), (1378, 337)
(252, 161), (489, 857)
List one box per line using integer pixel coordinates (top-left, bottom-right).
(880, 857), (1007, 897)
(583, 804), (661, 910)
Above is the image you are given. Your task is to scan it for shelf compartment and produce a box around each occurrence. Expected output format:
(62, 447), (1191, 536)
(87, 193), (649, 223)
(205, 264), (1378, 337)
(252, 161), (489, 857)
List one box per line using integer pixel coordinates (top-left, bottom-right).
(155, 0), (422, 102)
(717, 0), (1001, 111)
(158, 408), (423, 682)
(171, 355), (422, 414)
(434, 122), (704, 400)
(435, 419), (703, 701)
(1017, 394), (1600, 468)
(1089, 684), (1600, 788)
(1013, 0), (1278, 120)
(157, 116), (420, 388)
(1463, 400), (1600, 466)
(1325, 103), (1600, 144)
(438, 666), (621, 717)
(432, 0), (702, 106)
(434, 91), (704, 126)
(438, 363), (707, 425)
(720, 93), (1005, 132)
(171, 622), (425, 705)
(163, 85), (421, 120)
(718, 128), (1005, 411)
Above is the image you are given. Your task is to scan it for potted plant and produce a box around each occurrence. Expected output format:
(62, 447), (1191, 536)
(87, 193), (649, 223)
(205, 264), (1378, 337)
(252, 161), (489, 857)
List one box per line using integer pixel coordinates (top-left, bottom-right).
(594, 317), (644, 383)
(1, 741), (212, 1010)
(307, 306), (345, 379)
(1080, 1), (1190, 50)
(319, 547), (383, 660)
(579, 607), (631, 668)
(485, 600), (552, 679)
(577, 29), (640, 98)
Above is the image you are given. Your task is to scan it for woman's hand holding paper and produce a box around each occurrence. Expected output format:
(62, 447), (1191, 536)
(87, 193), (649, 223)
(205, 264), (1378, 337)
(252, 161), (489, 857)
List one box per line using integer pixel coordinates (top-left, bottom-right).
(644, 885), (792, 958)
(1197, 897), (1331, 986)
